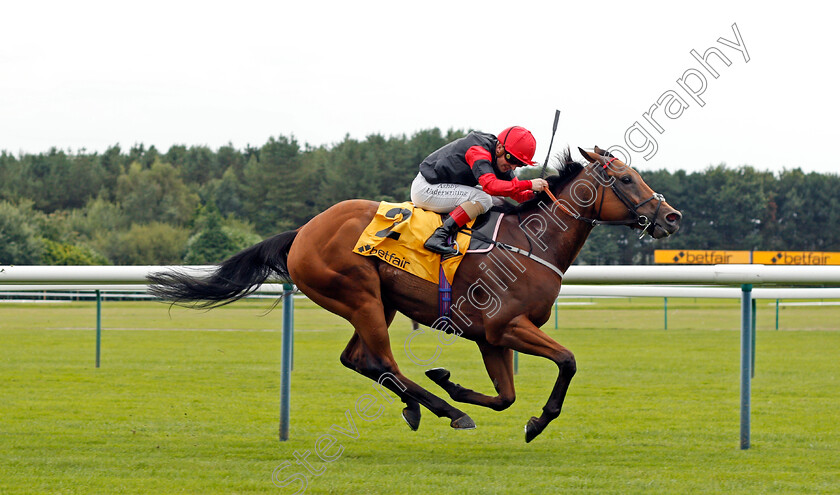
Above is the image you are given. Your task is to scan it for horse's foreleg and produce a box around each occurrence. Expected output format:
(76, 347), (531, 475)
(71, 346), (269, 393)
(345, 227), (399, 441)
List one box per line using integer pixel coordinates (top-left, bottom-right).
(490, 315), (576, 443)
(426, 341), (516, 411)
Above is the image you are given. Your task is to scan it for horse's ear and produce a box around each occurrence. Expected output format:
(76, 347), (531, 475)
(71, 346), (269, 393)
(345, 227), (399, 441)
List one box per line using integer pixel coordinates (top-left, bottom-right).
(578, 147), (599, 164)
(593, 145), (614, 158)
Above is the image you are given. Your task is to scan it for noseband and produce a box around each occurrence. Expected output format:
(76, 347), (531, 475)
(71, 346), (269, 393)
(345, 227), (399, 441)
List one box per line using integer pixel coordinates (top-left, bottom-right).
(544, 158), (666, 238)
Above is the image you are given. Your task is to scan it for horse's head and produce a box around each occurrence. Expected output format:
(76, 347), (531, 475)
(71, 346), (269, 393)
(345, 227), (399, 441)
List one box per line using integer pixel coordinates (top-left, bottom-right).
(574, 146), (681, 239)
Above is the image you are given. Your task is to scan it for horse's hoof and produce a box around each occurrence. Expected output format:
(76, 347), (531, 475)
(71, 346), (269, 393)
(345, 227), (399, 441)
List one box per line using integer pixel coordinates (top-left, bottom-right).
(525, 416), (543, 443)
(401, 407), (421, 431)
(425, 367), (451, 384)
(450, 414), (476, 430)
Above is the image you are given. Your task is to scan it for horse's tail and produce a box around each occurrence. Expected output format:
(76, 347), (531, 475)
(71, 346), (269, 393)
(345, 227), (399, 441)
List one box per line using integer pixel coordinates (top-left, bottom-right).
(147, 229), (299, 308)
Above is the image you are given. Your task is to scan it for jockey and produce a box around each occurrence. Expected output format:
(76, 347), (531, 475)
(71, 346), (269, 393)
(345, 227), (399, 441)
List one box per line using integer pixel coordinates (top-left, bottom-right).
(411, 126), (549, 255)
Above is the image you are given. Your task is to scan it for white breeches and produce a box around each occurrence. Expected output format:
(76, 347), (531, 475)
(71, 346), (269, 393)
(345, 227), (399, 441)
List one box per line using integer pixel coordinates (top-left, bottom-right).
(410, 172), (502, 214)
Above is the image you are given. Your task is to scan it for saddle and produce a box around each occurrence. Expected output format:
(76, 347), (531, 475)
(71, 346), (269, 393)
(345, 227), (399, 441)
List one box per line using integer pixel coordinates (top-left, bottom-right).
(463, 208), (505, 253)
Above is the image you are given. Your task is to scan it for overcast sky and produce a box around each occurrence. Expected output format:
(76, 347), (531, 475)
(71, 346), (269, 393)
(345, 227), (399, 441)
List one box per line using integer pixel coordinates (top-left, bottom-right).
(2, 0), (838, 174)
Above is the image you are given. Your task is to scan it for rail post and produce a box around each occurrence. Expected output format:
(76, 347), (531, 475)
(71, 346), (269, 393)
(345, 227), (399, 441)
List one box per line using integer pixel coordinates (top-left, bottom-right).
(751, 298), (757, 378)
(279, 283), (294, 441)
(513, 351), (519, 375)
(95, 289), (102, 368)
(740, 284), (753, 449)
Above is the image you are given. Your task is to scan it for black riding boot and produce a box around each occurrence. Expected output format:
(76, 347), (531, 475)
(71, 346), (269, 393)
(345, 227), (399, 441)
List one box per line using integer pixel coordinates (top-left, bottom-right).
(424, 216), (460, 255)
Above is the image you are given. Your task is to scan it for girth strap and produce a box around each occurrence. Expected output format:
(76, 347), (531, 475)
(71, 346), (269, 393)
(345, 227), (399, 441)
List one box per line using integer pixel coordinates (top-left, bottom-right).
(458, 227), (565, 281)
(438, 264), (452, 320)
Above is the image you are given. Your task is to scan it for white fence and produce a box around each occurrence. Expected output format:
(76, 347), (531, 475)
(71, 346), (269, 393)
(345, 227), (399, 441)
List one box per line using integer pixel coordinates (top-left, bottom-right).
(3, 263), (840, 285)
(3, 263), (840, 449)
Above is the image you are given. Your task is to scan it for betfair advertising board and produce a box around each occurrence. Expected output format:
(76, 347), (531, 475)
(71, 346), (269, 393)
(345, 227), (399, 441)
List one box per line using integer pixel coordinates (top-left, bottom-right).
(655, 250), (840, 265)
(654, 250), (751, 264)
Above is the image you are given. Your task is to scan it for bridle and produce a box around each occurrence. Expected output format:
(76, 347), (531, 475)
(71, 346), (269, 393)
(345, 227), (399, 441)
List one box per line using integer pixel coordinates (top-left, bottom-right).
(459, 157), (666, 281)
(458, 155), (668, 281)
(543, 157), (667, 239)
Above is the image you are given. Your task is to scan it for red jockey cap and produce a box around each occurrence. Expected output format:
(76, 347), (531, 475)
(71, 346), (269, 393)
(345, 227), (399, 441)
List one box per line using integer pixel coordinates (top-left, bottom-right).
(498, 126), (538, 165)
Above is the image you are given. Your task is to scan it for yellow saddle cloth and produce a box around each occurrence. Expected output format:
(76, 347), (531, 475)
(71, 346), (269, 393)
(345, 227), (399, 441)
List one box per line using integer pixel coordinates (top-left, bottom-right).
(353, 201), (473, 284)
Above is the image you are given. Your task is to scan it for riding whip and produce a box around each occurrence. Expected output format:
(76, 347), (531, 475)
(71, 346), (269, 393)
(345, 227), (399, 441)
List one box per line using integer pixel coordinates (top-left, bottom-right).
(539, 109), (561, 179)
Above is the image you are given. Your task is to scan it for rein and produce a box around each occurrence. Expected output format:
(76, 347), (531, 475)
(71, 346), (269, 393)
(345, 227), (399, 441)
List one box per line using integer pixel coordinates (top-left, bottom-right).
(450, 158), (666, 281)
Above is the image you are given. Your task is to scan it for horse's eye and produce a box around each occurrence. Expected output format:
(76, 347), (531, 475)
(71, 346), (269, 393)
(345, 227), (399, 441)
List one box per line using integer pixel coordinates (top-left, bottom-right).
(620, 176), (633, 184)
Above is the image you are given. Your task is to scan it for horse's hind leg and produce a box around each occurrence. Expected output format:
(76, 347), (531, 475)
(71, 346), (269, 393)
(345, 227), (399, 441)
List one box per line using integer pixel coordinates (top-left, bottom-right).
(381, 308), (421, 430)
(350, 305), (475, 429)
(290, 239), (470, 430)
(340, 326), (421, 431)
(426, 341), (516, 411)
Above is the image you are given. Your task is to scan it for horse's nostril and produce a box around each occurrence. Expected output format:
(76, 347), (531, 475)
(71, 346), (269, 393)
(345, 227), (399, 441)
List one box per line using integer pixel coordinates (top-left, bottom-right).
(666, 212), (681, 223)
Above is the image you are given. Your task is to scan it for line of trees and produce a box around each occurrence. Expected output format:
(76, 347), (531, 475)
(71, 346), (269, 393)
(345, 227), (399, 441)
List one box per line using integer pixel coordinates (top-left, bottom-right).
(568, 164), (840, 264)
(1, 129), (838, 265)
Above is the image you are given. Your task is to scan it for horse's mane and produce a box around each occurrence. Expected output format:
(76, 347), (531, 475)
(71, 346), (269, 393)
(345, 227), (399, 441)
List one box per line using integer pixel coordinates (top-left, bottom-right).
(497, 147), (585, 214)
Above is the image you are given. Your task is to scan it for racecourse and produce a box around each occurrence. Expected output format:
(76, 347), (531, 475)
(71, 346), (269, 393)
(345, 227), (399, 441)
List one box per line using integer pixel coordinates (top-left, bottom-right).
(1, 297), (838, 494)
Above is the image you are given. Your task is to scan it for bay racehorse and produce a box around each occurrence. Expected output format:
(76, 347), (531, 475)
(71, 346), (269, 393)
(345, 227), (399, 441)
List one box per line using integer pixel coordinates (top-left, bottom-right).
(148, 146), (681, 442)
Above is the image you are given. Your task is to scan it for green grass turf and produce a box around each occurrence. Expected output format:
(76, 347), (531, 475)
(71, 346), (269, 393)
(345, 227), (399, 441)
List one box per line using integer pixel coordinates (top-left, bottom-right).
(1, 297), (838, 494)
